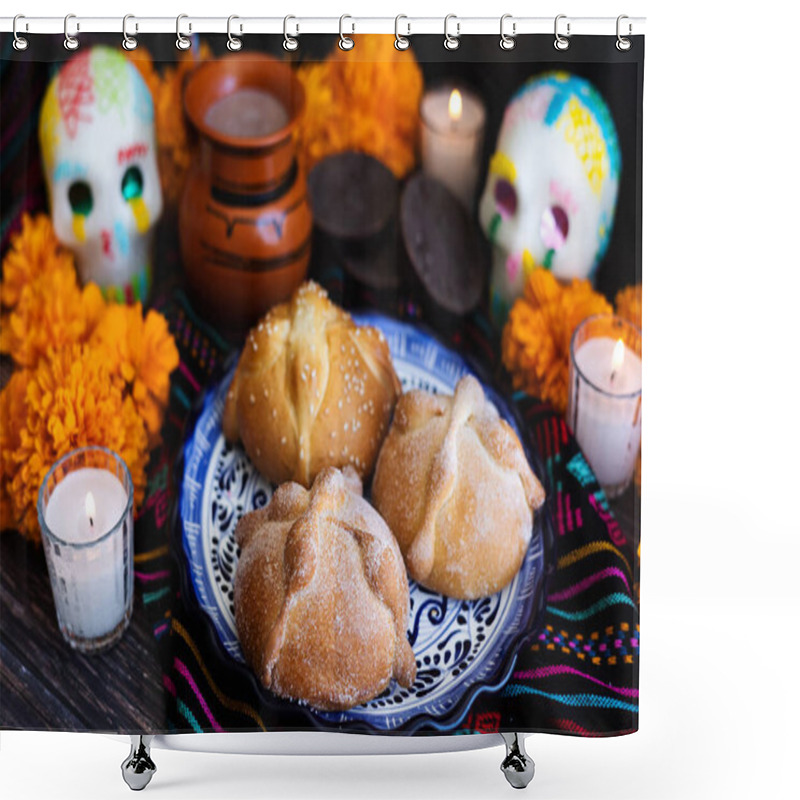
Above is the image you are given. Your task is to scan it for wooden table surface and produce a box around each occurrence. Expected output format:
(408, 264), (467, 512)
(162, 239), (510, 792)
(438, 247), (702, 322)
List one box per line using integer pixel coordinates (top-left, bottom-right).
(0, 530), (165, 732)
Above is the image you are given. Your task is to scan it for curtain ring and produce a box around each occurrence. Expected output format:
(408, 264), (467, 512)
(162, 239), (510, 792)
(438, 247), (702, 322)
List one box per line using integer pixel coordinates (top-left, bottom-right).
(444, 14), (460, 51)
(283, 15), (299, 51)
(122, 14), (138, 51)
(395, 15), (410, 51)
(227, 15), (242, 51)
(616, 15), (632, 51)
(176, 14), (191, 51)
(500, 14), (516, 50)
(64, 13), (79, 51)
(554, 14), (570, 51)
(13, 15), (29, 52)
(339, 15), (354, 50)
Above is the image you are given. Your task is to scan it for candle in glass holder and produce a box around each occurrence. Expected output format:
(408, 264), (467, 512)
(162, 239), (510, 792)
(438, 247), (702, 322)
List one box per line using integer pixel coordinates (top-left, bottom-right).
(37, 447), (134, 653)
(420, 86), (486, 209)
(568, 315), (642, 498)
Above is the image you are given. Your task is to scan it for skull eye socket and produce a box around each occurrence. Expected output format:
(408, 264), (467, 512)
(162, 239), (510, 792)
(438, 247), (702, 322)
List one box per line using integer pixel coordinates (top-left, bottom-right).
(540, 205), (570, 251)
(121, 166), (144, 201)
(494, 178), (518, 218)
(68, 181), (93, 216)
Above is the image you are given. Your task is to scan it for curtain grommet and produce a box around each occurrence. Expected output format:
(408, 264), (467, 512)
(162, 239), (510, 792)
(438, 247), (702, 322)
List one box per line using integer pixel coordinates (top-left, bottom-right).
(395, 14), (410, 51)
(227, 15), (243, 51)
(616, 15), (632, 51)
(176, 14), (191, 51)
(283, 15), (299, 51)
(64, 13), (79, 51)
(122, 14), (138, 51)
(554, 14), (570, 51)
(13, 14), (29, 51)
(339, 14), (354, 51)
(444, 14), (460, 51)
(500, 14), (516, 51)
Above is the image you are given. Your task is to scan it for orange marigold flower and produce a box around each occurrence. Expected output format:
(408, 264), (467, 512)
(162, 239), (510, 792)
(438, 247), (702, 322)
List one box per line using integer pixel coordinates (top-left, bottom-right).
(502, 269), (612, 414)
(297, 35), (423, 178)
(615, 284), (642, 330)
(8, 344), (149, 542)
(1, 208), (179, 539)
(0, 212), (106, 367)
(0, 266), (105, 368)
(0, 370), (30, 532)
(0, 213), (75, 309)
(90, 304), (179, 446)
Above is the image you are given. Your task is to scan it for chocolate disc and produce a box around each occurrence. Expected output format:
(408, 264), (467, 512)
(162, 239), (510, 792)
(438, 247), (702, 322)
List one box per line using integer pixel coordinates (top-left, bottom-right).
(339, 220), (404, 291)
(400, 174), (487, 315)
(308, 152), (398, 241)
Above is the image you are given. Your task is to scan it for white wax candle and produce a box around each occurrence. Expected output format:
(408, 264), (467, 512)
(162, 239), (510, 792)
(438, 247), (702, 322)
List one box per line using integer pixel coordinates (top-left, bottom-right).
(420, 87), (486, 209)
(571, 337), (642, 492)
(44, 468), (130, 640)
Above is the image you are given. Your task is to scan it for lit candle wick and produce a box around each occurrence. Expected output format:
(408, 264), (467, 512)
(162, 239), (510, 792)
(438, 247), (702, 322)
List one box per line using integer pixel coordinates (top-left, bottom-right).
(85, 491), (96, 528)
(610, 338), (626, 384)
(448, 89), (463, 126)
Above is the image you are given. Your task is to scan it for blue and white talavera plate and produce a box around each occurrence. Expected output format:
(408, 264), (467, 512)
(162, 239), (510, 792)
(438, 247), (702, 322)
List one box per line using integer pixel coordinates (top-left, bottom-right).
(180, 314), (547, 732)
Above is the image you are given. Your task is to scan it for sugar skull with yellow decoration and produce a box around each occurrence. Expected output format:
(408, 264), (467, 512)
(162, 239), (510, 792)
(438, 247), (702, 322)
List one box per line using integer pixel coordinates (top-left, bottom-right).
(39, 46), (162, 303)
(479, 73), (620, 324)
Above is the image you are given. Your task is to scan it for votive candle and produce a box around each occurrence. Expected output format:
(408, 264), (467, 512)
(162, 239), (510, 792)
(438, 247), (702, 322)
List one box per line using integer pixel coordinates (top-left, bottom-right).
(37, 447), (134, 653)
(568, 315), (642, 498)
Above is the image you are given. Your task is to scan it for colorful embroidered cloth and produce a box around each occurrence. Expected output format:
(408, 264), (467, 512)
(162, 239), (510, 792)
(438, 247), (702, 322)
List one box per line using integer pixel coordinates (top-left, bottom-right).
(137, 278), (639, 738)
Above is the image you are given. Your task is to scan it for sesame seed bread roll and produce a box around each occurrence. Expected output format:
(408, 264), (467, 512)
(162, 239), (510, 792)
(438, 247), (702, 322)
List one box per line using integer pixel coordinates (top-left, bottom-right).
(372, 375), (546, 600)
(234, 467), (416, 711)
(223, 281), (401, 488)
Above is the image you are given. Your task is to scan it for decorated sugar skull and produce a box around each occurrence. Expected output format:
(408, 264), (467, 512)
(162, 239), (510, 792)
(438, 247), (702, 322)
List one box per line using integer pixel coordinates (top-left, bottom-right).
(479, 72), (620, 323)
(39, 46), (162, 302)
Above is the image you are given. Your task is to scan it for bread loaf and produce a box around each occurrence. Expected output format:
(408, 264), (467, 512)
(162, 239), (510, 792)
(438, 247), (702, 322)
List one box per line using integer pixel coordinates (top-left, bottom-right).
(223, 281), (401, 487)
(234, 467), (416, 710)
(372, 375), (546, 599)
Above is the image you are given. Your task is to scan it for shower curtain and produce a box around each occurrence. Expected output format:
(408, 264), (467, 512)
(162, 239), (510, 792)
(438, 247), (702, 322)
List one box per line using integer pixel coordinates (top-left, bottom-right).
(0, 27), (643, 739)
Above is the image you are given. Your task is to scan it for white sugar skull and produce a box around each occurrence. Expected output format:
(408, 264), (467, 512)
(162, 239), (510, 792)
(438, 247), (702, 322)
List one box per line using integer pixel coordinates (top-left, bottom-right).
(39, 46), (162, 302)
(479, 72), (620, 323)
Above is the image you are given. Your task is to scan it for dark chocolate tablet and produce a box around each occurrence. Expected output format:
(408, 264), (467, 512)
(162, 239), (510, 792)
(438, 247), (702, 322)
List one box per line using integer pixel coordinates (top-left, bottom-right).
(400, 174), (487, 315)
(308, 151), (398, 240)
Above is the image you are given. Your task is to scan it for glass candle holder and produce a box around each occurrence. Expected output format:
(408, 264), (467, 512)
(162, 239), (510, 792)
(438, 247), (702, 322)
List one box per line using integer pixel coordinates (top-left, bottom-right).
(568, 314), (642, 499)
(37, 446), (134, 654)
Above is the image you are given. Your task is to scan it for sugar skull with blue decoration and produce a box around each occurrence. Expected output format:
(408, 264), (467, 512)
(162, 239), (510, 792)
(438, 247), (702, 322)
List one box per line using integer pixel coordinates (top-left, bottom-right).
(479, 72), (621, 323)
(39, 46), (162, 303)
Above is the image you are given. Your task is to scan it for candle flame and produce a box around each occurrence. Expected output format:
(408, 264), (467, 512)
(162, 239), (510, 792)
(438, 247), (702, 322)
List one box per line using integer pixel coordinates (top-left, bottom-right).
(85, 491), (96, 525)
(448, 89), (463, 121)
(612, 339), (626, 373)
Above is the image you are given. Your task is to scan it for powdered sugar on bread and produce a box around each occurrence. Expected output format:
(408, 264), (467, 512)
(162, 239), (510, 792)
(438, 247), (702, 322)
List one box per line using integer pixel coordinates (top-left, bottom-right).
(372, 375), (546, 599)
(234, 466), (416, 711)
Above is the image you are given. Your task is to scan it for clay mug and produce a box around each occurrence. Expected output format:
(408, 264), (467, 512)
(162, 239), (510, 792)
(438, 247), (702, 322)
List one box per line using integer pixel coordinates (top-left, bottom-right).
(180, 54), (311, 329)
